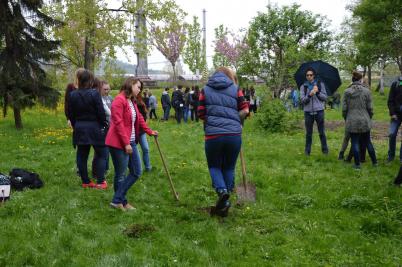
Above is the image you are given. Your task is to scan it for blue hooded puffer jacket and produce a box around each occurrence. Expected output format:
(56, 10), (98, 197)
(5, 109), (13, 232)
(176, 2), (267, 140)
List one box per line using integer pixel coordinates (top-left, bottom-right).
(203, 72), (242, 135)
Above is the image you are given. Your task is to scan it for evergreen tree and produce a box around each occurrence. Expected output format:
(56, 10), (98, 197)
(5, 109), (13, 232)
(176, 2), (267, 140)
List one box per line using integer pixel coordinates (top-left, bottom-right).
(0, 0), (60, 129)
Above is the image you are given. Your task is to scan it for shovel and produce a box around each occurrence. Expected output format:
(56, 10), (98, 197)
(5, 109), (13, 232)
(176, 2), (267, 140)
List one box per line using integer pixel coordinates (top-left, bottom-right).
(154, 136), (179, 201)
(235, 148), (256, 203)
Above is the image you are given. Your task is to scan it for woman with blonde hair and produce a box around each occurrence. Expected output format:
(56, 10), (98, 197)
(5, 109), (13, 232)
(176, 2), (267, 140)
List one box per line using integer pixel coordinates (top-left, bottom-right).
(197, 67), (249, 217)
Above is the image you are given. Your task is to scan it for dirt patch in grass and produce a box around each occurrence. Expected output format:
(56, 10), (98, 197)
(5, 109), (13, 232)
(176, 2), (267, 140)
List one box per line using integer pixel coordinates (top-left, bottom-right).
(320, 120), (390, 141)
(124, 224), (156, 238)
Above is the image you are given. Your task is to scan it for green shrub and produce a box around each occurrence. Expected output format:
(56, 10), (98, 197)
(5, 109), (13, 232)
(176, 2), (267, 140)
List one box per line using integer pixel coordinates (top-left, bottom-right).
(255, 98), (302, 133)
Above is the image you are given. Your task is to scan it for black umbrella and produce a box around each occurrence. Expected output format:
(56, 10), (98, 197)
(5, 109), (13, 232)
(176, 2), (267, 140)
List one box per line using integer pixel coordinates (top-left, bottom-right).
(294, 60), (342, 96)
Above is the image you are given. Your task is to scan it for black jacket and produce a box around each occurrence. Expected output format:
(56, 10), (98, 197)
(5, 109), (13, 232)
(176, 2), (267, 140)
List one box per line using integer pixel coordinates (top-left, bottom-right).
(171, 90), (184, 108)
(387, 77), (402, 118)
(68, 88), (107, 146)
(161, 92), (171, 108)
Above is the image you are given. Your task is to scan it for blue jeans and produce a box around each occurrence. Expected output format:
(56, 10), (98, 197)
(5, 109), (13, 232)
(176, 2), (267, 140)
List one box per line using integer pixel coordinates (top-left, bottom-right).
(183, 106), (189, 123)
(388, 119), (402, 160)
(109, 143), (142, 205)
(163, 106), (170, 120)
(139, 133), (151, 171)
(304, 110), (328, 154)
(76, 145), (107, 184)
(350, 132), (377, 167)
(205, 135), (242, 192)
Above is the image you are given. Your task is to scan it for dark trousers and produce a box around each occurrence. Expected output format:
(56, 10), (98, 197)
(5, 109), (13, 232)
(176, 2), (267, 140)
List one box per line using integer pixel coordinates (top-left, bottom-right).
(76, 145), (107, 184)
(304, 110), (328, 154)
(350, 132), (377, 167)
(205, 135), (242, 192)
(388, 118), (402, 161)
(149, 108), (157, 119)
(174, 107), (183, 123)
(190, 106), (199, 122)
(162, 106), (170, 120)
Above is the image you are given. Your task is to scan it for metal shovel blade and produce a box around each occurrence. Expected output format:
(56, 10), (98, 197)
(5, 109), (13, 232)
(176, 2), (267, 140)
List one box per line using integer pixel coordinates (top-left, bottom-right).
(236, 181), (256, 203)
(235, 149), (256, 203)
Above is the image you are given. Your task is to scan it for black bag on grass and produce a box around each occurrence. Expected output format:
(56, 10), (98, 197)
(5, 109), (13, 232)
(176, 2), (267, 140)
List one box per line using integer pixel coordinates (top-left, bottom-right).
(9, 168), (43, 191)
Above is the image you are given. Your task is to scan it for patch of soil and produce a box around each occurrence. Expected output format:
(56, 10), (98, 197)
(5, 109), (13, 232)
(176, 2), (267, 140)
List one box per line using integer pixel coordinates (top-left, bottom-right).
(124, 224), (156, 238)
(319, 121), (390, 141)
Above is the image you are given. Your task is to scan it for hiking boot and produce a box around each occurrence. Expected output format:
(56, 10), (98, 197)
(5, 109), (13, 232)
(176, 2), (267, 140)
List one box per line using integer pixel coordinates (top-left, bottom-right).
(110, 202), (126, 211)
(216, 200), (231, 217)
(82, 181), (96, 188)
(96, 181), (108, 190)
(124, 203), (136, 211)
(215, 189), (230, 210)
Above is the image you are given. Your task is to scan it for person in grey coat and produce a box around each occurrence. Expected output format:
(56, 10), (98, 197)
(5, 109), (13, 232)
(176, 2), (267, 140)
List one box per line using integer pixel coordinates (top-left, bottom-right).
(300, 67), (328, 155)
(342, 71), (377, 169)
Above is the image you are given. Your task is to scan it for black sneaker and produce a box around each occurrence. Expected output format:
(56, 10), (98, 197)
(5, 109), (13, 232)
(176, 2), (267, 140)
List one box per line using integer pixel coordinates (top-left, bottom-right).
(216, 200), (231, 217)
(338, 151), (344, 160)
(215, 189), (230, 210)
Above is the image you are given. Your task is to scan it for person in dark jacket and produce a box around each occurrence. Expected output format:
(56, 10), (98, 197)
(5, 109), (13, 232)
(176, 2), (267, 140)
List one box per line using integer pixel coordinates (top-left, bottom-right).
(68, 68), (108, 188)
(161, 87), (171, 121)
(172, 85), (184, 124)
(191, 85), (200, 122)
(387, 76), (402, 162)
(300, 67), (328, 155)
(198, 67), (249, 217)
(342, 71), (377, 169)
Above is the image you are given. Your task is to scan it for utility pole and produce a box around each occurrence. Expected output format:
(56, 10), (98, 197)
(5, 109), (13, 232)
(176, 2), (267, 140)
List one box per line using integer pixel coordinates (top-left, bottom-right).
(135, 0), (149, 79)
(202, 9), (207, 70)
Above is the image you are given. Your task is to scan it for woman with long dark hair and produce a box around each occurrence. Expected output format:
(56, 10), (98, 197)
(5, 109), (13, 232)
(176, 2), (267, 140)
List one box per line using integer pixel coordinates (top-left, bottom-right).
(106, 77), (158, 211)
(68, 68), (108, 188)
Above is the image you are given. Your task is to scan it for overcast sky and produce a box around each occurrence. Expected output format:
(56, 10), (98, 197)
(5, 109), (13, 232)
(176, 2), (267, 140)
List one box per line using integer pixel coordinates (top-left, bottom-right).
(116, 0), (351, 73)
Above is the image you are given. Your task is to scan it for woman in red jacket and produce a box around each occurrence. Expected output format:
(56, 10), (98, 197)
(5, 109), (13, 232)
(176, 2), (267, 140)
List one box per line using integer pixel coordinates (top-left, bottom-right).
(106, 77), (158, 211)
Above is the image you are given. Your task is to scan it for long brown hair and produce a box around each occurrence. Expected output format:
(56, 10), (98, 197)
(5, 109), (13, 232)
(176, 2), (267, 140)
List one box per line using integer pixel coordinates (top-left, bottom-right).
(76, 69), (94, 89)
(136, 89), (148, 113)
(215, 66), (238, 84)
(120, 77), (142, 99)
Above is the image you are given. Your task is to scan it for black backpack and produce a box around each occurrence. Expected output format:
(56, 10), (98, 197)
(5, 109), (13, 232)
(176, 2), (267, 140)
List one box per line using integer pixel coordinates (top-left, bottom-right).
(9, 168), (43, 191)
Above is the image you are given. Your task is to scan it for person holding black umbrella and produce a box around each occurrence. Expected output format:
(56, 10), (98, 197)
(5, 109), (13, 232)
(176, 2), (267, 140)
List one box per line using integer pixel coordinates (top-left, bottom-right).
(300, 67), (329, 155)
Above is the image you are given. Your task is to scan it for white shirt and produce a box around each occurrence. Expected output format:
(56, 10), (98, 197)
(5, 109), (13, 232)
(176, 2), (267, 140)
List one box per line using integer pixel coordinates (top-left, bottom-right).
(128, 100), (136, 143)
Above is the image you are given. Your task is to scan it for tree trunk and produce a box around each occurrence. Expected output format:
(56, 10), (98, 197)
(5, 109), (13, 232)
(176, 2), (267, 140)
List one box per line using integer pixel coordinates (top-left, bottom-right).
(172, 62), (176, 84)
(13, 105), (23, 129)
(367, 64), (372, 89)
(2, 93), (7, 118)
(397, 56), (402, 75)
(84, 36), (94, 72)
(379, 60), (385, 95)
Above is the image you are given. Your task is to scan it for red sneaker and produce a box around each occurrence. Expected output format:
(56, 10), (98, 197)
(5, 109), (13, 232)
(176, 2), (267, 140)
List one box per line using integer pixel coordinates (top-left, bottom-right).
(82, 181), (96, 188)
(96, 180), (108, 190)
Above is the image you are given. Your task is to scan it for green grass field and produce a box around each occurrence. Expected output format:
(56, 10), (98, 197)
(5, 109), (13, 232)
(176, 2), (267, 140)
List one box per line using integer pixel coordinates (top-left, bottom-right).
(0, 88), (401, 266)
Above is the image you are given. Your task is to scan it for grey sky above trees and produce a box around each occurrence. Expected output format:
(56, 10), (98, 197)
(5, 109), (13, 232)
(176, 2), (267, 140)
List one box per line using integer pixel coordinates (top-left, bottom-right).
(115, 0), (350, 72)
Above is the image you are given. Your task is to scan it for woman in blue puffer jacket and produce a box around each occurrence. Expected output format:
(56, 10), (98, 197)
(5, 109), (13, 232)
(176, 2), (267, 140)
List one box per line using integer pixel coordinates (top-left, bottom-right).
(197, 67), (249, 217)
